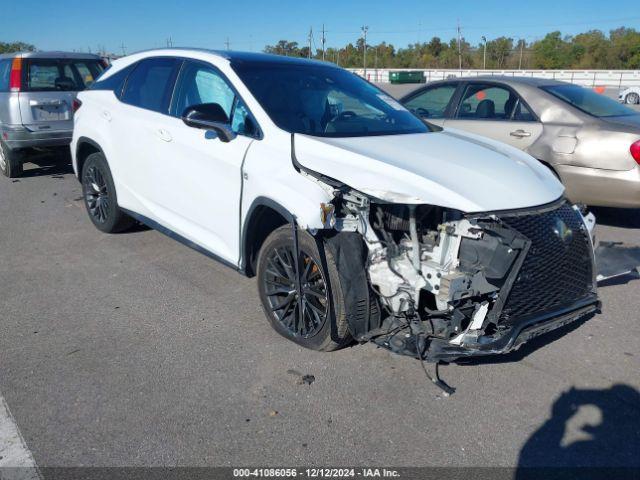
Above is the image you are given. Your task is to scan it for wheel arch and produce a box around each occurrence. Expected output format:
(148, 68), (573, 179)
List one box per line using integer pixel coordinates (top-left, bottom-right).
(241, 197), (294, 277)
(75, 137), (104, 181)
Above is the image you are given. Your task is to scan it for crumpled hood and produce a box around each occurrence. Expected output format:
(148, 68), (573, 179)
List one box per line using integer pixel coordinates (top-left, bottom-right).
(294, 128), (564, 213)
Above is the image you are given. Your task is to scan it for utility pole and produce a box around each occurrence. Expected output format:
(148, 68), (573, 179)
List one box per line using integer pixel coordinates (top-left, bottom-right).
(481, 36), (487, 70)
(374, 46), (379, 82)
(456, 20), (462, 71)
(518, 39), (524, 70)
(120, 43), (127, 56)
(166, 37), (173, 48)
(224, 37), (230, 50)
(321, 24), (326, 61)
(361, 25), (369, 77)
(308, 27), (313, 59)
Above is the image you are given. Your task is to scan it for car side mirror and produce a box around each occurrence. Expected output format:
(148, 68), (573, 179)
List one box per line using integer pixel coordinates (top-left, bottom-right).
(181, 103), (237, 142)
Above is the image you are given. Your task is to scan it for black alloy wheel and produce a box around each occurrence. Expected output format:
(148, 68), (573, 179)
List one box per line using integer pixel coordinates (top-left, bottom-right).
(263, 245), (328, 338)
(83, 164), (110, 224)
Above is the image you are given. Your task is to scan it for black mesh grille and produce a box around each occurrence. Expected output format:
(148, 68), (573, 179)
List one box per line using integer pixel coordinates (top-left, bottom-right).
(497, 202), (594, 325)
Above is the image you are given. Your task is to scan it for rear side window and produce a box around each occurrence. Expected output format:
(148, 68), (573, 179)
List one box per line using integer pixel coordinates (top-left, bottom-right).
(24, 59), (105, 92)
(0, 59), (11, 92)
(121, 58), (180, 113)
(403, 84), (456, 119)
(457, 84), (515, 120)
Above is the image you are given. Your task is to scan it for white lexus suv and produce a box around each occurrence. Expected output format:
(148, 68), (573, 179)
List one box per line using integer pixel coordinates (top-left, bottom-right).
(71, 49), (600, 362)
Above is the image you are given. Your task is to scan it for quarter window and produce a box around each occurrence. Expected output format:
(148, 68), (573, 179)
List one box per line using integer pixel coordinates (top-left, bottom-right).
(121, 57), (180, 113)
(403, 84), (457, 119)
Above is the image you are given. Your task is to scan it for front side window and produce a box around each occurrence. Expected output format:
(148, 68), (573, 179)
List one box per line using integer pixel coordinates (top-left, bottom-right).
(24, 59), (104, 92)
(403, 84), (457, 119)
(232, 62), (430, 137)
(171, 61), (256, 136)
(542, 84), (637, 118)
(456, 84), (521, 120)
(121, 57), (180, 113)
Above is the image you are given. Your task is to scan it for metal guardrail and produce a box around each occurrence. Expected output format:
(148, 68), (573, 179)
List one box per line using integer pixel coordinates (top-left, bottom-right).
(349, 68), (640, 89)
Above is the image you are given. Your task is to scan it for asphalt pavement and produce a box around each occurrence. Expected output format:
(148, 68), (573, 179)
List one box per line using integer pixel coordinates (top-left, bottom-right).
(0, 103), (639, 472)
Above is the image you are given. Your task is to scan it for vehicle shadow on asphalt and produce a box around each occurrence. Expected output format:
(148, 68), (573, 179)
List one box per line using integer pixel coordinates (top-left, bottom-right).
(514, 384), (640, 478)
(591, 207), (640, 229)
(20, 150), (74, 178)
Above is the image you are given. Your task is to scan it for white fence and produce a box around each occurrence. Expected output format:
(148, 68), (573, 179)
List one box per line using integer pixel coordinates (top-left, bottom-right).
(349, 68), (640, 88)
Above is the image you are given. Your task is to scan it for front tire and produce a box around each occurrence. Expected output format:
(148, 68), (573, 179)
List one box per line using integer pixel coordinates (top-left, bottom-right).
(81, 152), (134, 233)
(625, 92), (640, 105)
(257, 225), (351, 351)
(0, 141), (23, 178)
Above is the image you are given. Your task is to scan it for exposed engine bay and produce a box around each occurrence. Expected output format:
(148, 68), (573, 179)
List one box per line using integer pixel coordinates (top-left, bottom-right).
(312, 178), (601, 363)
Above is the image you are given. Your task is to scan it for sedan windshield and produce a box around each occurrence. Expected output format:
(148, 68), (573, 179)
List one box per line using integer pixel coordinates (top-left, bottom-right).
(232, 62), (430, 137)
(541, 84), (637, 118)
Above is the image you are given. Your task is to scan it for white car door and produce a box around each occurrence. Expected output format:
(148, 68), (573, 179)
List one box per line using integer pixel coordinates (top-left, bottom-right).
(443, 82), (543, 149)
(110, 57), (182, 213)
(145, 60), (257, 264)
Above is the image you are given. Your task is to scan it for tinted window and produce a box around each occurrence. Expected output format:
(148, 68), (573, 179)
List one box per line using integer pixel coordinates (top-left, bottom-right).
(121, 58), (179, 113)
(542, 84), (636, 118)
(456, 84), (520, 120)
(403, 84), (456, 119)
(0, 59), (11, 91)
(24, 59), (104, 92)
(513, 101), (536, 121)
(90, 63), (135, 97)
(232, 62), (429, 137)
(171, 61), (257, 136)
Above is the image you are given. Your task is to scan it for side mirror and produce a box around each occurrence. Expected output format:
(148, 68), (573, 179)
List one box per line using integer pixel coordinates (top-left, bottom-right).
(181, 103), (237, 142)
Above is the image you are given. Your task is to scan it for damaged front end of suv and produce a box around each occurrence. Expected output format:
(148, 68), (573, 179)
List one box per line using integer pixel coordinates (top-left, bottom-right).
(303, 167), (600, 363)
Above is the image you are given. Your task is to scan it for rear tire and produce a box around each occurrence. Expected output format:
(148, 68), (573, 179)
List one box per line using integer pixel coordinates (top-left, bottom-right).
(0, 141), (23, 178)
(625, 92), (640, 105)
(81, 152), (134, 233)
(257, 225), (351, 351)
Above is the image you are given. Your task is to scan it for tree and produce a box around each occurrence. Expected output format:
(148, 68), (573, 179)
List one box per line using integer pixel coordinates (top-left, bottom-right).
(609, 27), (640, 69)
(532, 32), (572, 69)
(261, 27), (640, 69)
(0, 41), (36, 54)
(486, 37), (513, 69)
(264, 40), (301, 56)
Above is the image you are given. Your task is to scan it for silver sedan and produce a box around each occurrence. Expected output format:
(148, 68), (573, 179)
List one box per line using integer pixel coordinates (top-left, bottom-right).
(400, 77), (640, 208)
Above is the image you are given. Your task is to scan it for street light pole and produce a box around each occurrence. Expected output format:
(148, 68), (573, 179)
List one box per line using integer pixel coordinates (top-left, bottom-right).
(482, 36), (487, 70)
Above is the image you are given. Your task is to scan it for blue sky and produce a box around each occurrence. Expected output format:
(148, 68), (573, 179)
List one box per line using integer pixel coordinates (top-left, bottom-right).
(4, 0), (640, 54)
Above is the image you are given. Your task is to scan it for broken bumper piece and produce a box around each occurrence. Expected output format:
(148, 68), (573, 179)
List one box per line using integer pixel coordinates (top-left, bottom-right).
(367, 296), (599, 362)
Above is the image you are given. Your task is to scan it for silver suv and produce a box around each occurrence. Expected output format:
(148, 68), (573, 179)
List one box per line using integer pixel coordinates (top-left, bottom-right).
(0, 51), (106, 177)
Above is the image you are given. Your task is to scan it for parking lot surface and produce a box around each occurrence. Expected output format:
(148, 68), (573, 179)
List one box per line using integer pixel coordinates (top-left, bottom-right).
(1, 132), (640, 470)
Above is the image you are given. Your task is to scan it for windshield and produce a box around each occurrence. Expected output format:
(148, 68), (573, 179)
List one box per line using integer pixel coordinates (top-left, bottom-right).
(232, 62), (430, 137)
(541, 84), (637, 118)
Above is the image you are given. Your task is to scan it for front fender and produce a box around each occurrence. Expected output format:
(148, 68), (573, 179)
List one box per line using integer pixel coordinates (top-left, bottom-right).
(241, 136), (332, 231)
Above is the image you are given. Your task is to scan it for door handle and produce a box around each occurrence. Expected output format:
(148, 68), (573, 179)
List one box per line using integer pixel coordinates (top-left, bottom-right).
(156, 128), (172, 142)
(101, 110), (112, 122)
(510, 129), (531, 138)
